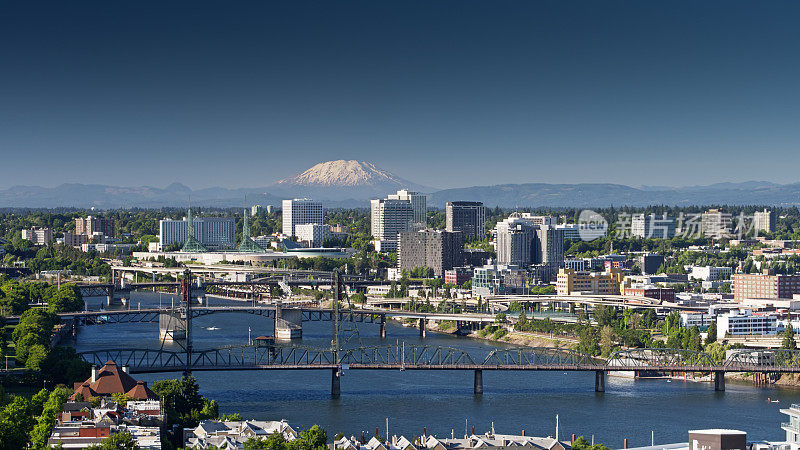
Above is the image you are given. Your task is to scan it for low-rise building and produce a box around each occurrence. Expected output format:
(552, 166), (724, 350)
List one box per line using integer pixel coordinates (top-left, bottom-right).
(733, 269), (800, 303)
(717, 311), (778, 340)
(81, 243), (138, 254)
(624, 285), (675, 302)
(295, 223), (331, 248)
(690, 266), (733, 281)
(444, 267), (473, 287)
(556, 268), (624, 295)
(472, 264), (528, 297)
(185, 419), (297, 448)
(781, 403), (800, 445)
(71, 361), (158, 401)
(679, 312), (714, 329)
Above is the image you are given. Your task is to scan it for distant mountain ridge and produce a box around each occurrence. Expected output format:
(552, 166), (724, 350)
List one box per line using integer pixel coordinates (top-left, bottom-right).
(2, 160), (800, 208)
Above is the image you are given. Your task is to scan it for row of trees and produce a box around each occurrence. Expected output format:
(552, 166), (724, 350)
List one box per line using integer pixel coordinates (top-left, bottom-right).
(0, 385), (72, 450)
(242, 425), (328, 450)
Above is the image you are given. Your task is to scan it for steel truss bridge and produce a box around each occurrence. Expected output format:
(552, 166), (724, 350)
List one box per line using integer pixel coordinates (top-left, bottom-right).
(76, 345), (800, 395)
(61, 270), (800, 397)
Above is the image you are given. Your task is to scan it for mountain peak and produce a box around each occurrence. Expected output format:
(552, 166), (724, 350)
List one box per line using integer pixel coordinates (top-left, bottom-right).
(277, 160), (414, 187)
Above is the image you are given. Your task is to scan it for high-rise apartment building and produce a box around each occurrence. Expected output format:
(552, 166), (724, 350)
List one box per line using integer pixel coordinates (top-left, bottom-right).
(398, 230), (464, 277)
(370, 199), (413, 252)
(631, 213), (676, 239)
(63, 232), (89, 247)
(388, 189), (427, 231)
(159, 216), (236, 250)
(446, 201), (485, 240)
(21, 227), (53, 246)
(495, 215), (537, 266)
(495, 215), (564, 267)
(701, 209), (732, 239)
(282, 199), (323, 237)
(76, 216), (114, 238)
(732, 269), (800, 302)
(753, 209), (776, 233)
(536, 225), (564, 266)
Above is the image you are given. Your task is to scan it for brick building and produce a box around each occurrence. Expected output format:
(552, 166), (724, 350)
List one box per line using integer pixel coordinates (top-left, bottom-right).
(732, 269), (800, 302)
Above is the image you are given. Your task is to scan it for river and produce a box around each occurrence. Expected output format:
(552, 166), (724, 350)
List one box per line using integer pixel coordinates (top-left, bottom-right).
(71, 292), (798, 446)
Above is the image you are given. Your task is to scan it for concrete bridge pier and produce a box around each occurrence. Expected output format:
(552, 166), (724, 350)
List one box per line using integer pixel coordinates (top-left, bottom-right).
(159, 312), (186, 341)
(474, 369), (483, 395)
(419, 318), (426, 338)
(380, 316), (386, 339)
(275, 308), (303, 340)
(714, 371), (725, 391)
(595, 370), (606, 392)
(331, 368), (341, 398)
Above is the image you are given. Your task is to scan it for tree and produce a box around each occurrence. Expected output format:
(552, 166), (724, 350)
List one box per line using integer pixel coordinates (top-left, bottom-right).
(47, 284), (84, 313)
(600, 325), (615, 357)
(0, 396), (34, 449)
(592, 305), (617, 327)
(351, 293), (366, 304)
(783, 324), (797, 350)
(687, 326), (702, 352)
(572, 435), (611, 450)
(111, 393), (134, 407)
(89, 431), (140, 449)
(151, 376), (218, 427)
(25, 344), (49, 371)
(515, 311), (529, 330)
(29, 386), (71, 450)
(244, 432), (288, 450)
(578, 327), (600, 356)
(295, 425), (328, 450)
(0, 280), (28, 315)
(705, 322), (717, 345)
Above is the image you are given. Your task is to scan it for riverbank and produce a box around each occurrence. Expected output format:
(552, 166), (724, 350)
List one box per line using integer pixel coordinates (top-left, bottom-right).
(397, 317), (577, 350)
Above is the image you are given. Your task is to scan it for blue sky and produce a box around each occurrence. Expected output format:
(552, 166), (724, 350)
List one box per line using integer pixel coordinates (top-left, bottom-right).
(2, 1), (800, 190)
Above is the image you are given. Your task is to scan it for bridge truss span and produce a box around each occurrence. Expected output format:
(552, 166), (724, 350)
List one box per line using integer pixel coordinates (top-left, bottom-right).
(483, 347), (603, 369)
(339, 344), (476, 366)
(724, 349), (800, 372)
(607, 348), (717, 371)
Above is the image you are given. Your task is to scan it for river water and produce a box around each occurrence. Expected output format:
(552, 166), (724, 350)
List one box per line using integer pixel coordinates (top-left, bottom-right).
(72, 292), (799, 446)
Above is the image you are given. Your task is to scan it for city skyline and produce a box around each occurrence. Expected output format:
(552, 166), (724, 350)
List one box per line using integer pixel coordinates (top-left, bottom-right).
(3, 1), (800, 189)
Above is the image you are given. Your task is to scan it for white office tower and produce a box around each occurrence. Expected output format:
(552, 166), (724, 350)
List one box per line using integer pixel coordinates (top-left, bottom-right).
(371, 198), (413, 252)
(388, 189), (427, 231)
(282, 198), (323, 237)
(495, 214), (537, 265)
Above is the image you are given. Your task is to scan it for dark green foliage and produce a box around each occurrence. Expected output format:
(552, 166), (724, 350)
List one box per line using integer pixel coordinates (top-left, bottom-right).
(151, 376), (218, 427)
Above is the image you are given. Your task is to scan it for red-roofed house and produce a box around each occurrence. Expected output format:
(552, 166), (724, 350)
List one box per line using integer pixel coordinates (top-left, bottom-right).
(71, 361), (158, 401)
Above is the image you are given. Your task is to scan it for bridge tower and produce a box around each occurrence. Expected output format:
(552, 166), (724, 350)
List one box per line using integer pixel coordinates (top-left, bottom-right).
(182, 269), (193, 375)
(182, 208), (208, 253)
(330, 269), (363, 398)
(236, 208), (267, 253)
